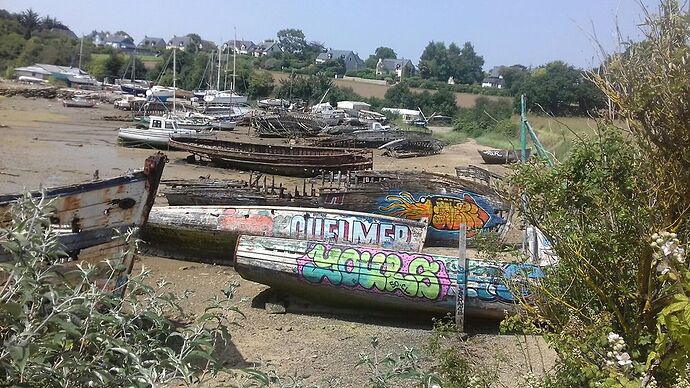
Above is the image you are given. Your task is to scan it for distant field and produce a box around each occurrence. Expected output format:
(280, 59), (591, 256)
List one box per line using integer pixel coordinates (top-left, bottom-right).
(269, 71), (511, 108)
(471, 115), (600, 160)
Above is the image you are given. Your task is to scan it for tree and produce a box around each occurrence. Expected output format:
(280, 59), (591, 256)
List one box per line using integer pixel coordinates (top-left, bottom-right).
(516, 61), (605, 115)
(454, 42), (484, 84)
(248, 71), (274, 98)
(364, 46), (398, 68)
(418, 41), (484, 84)
(277, 28), (306, 56)
(500, 64), (529, 92)
(17, 8), (40, 39)
(103, 52), (124, 79)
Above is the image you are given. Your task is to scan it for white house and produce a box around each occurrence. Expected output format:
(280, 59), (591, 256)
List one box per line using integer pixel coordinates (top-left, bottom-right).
(381, 107), (422, 123)
(252, 40), (282, 57)
(316, 49), (364, 73)
(336, 101), (371, 111)
(481, 75), (505, 89)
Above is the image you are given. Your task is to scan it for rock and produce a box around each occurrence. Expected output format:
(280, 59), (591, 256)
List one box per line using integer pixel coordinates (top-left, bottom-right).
(179, 265), (196, 270)
(286, 326), (293, 332)
(266, 301), (286, 314)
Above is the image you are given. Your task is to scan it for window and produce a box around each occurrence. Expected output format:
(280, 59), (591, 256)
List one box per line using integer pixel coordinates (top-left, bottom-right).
(152, 120), (161, 128)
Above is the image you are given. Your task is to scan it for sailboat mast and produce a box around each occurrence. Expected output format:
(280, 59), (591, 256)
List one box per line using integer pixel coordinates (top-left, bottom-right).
(216, 46), (221, 91)
(232, 27), (237, 93)
(173, 48), (177, 113)
(224, 43), (229, 90)
(78, 35), (83, 70)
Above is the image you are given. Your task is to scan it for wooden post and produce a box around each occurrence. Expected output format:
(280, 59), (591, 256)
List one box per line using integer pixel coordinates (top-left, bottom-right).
(456, 224), (467, 331)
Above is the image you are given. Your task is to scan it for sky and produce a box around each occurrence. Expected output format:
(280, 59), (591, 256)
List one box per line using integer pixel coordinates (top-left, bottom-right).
(1, 0), (656, 70)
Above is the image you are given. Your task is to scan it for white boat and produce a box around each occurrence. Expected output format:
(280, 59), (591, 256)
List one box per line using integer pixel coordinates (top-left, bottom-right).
(63, 96), (95, 108)
(201, 89), (248, 105)
(18, 76), (48, 85)
(118, 115), (216, 147)
(258, 98), (290, 109)
(67, 74), (99, 88)
(114, 95), (147, 110)
(146, 85), (175, 102)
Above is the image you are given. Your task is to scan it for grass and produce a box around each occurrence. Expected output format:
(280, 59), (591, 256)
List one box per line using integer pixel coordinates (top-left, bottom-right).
(433, 130), (468, 145)
(469, 115), (600, 160)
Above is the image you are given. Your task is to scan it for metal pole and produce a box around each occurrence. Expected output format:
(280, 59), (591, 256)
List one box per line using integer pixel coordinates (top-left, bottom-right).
(520, 95), (527, 162)
(455, 224), (467, 331)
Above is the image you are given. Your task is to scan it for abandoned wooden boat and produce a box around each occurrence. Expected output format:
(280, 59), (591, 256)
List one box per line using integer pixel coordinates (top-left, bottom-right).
(318, 171), (510, 247)
(142, 206), (427, 263)
(235, 236), (543, 318)
(0, 153), (166, 266)
(169, 137), (374, 177)
(252, 112), (327, 138)
(478, 149), (531, 164)
(379, 137), (446, 158)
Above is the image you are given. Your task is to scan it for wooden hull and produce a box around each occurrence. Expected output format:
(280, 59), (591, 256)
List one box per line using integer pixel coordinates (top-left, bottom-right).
(1, 153), (166, 265)
(478, 149), (531, 164)
(142, 206), (427, 263)
(235, 236), (543, 318)
(63, 100), (95, 108)
(170, 137), (373, 177)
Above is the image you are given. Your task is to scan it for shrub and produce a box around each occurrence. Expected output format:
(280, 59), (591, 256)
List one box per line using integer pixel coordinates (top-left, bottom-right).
(0, 193), (239, 386)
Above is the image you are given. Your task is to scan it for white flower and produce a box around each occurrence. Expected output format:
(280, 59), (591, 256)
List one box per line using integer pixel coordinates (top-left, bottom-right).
(616, 352), (632, 367)
(607, 332), (620, 343)
(662, 241), (677, 256)
(613, 342), (625, 352)
(657, 260), (671, 275)
(606, 351), (613, 358)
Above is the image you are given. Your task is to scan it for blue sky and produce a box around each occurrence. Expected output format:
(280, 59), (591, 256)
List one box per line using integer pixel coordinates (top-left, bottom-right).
(2, 0), (655, 69)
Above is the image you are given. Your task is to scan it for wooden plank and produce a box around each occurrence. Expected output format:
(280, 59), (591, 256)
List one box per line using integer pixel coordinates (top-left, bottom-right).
(235, 236), (544, 318)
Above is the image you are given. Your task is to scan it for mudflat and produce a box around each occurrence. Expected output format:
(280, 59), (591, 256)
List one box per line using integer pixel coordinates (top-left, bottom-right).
(0, 95), (551, 386)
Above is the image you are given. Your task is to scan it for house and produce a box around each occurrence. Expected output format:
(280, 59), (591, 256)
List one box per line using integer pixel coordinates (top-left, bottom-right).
(88, 32), (108, 46)
(104, 34), (135, 50)
(381, 107), (422, 124)
(14, 65), (52, 81)
(316, 49), (364, 73)
(167, 35), (192, 50)
(481, 75), (505, 89)
(375, 58), (415, 78)
(251, 40), (282, 57)
(138, 36), (166, 50)
(226, 40), (255, 55)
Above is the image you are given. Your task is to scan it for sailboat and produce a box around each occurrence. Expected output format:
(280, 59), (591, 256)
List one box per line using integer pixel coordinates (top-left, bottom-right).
(199, 36), (248, 106)
(66, 35), (99, 89)
(118, 48), (217, 147)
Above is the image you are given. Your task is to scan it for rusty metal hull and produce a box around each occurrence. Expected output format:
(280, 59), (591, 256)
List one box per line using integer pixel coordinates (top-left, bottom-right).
(0, 154), (166, 263)
(235, 236), (543, 318)
(169, 137), (373, 177)
(142, 206), (428, 264)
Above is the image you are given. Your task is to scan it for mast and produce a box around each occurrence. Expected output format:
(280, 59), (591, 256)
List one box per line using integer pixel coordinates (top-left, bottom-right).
(78, 35), (84, 70)
(216, 45), (221, 91)
(224, 43), (229, 90)
(173, 48), (177, 113)
(131, 51), (135, 81)
(232, 27), (237, 93)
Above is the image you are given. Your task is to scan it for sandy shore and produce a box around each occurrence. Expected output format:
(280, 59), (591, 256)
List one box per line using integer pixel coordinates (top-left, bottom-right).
(0, 94), (552, 386)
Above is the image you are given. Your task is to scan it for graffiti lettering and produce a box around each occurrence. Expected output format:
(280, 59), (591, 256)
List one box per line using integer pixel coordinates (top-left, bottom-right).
(290, 215), (411, 246)
(297, 244), (451, 300)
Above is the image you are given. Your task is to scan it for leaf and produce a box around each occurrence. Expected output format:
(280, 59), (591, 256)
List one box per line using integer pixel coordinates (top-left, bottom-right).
(0, 302), (23, 318)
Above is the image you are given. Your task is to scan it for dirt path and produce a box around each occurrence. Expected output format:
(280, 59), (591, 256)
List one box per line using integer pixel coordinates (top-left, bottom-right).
(0, 95), (555, 386)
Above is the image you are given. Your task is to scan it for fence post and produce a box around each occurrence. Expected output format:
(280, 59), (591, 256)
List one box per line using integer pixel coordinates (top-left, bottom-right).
(456, 224), (467, 331)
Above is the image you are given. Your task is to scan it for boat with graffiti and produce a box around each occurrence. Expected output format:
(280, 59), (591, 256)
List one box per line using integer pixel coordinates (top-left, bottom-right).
(234, 235), (543, 318)
(141, 206), (428, 263)
(478, 148), (531, 164)
(169, 137), (374, 177)
(319, 171), (510, 246)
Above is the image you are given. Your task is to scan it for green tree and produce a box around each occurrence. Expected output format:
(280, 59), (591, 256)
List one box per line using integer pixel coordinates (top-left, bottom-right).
(364, 46), (398, 68)
(247, 70), (274, 98)
(500, 64), (529, 92)
(454, 42), (484, 84)
(277, 28), (306, 56)
(103, 52), (124, 79)
(17, 8), (40, 39)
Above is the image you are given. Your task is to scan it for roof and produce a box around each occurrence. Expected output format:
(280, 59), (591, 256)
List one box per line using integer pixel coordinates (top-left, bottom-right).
(337, 101), (371, 110)
(168, 35), (191, 47)
(317, 49), (362, 62)
(488, 66), (502, 78)
(255, 40), (280, 52)
(104, 34), (132, 43)
(482, 76), (506, 86)
(139, 36), (166, 46)
(227, 40), (255, 49)
(378, 58), (414, 71)
(14, 66), (52, 76)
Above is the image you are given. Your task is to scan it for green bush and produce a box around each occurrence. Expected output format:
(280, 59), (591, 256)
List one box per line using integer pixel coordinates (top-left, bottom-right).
(0, 194), (240, 386)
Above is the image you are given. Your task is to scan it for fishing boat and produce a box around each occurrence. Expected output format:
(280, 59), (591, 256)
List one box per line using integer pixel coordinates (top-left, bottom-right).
(62, 96), (95, 108)
(235, 236), (543, 318)
(169, 137), (374, 177)
(0, 154), (166, 263)
(142, 206), (427, 263)
(118, 115), (216, 147)
(146, 85), (175, 102)
(478, 149), (531, 164)
(201, 90), (248, 105)
(257, 98), (290, 109)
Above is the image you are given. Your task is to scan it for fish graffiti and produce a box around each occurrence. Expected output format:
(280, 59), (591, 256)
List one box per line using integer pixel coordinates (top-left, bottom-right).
(297, 243), (452, 301)
(378, 191), (505, 239)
